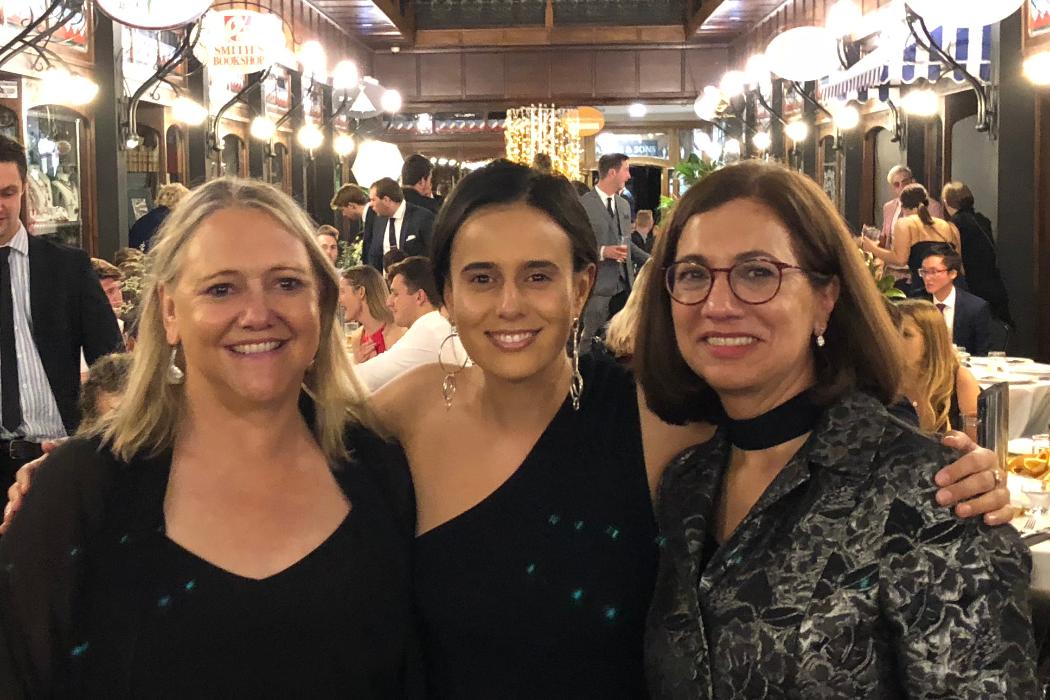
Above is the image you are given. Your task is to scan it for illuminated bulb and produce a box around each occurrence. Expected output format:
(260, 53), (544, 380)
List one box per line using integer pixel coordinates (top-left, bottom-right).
(332, 60), (359, 92)
(449, 159), (459, 166)
(437, 157), (448, 166)
(826, 0), (862, 38)
(694, 130), (712, 150)
(298, 40), (327, 78)
(785, 120), (810, 142)
(628, 102), (647, 118)
(702, 140), (723, 160)
(68, 74), (99, 105)
(752, 131), (772, 151)
(719, 70), (747, 98)
(40, 69), (98, 106)
(429, 156), (437, 164)
(172, 96), (208, 125)
(745, 54), (771, 86)
(380, 89), (402, 113)
(1024, 51), (1050, 86)
(333, 133), (355, 157)
(693, 87), (722, 120)
(250, 116), (277, 141)
(297, 123), (324, 150)
(125, 135), (141, 150)
(834, 104), (861, 130)
(901, 88), (939, 117)
(724, 138), (742, 156)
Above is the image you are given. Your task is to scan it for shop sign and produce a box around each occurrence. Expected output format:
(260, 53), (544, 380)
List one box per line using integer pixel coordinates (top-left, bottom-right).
(201, 10), (284, 74)
(1030, 0), (1050, 37)
(95, 0), (211, 30)
(0, 80), (18, 99)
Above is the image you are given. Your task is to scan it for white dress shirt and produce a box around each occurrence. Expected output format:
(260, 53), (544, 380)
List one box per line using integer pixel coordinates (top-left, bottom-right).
(352, 310), (469, 392)
(934, 285), (957, 343)
(382, 199), (408, 255)
(1, 225), (66, 440)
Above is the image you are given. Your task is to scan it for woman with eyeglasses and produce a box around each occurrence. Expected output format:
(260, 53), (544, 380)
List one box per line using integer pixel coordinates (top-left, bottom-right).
(639, 161), (1036, 698)
(861, 183), (962, 295)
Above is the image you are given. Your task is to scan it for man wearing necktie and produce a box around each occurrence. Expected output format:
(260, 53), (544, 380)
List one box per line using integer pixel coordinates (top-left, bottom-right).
(578, 153), (649, 351)
(0, 136), (122, 515)
(362, 177), (435, 272)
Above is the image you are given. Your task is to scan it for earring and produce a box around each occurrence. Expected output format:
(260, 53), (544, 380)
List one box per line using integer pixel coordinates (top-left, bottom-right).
(815, 333), (826, 348)
(166, 346), (185, 385)
(438, 323), (469, 409)
(570, 317), (584, 411)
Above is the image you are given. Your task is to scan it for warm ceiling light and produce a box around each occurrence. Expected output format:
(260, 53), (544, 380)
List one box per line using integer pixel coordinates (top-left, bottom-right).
(723, 138), (742, 156)
(628, 102), (647, 118)
(826, 0), (862, 38)
(125, 135), (141, 150)
(901, 88), (939, 117)
(694, 130), (712, 151)
(903, 0), (1023, 28)
(745, 54), (771, 86)
(752, 131), (772, 151)
(784, 120), (810, 142)
(834, 104), (861, 130)
(380, 88), (402, 113)
(298, 40), (327, 77)
(250, 116), (277, 141)
(719, 70), (747, 98)
(693, 85), (722, 120)
(40, 69), (98, 106)
(1024, 51), (1050, 86)
(333, 133), (355, 157)
(297, 122), (324, 150)
(437, 157), (448, 165)
(172, 96), (208, 125)
(332, 60), (359, 92)
(701, 140), (723, 161)
(766, 26), (841, 82)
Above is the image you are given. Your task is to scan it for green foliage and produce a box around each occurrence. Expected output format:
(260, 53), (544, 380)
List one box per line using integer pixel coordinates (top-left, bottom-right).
(863, 250), (907, 300)
(337, 238), (364, 270)
(672, 153), (720, 189)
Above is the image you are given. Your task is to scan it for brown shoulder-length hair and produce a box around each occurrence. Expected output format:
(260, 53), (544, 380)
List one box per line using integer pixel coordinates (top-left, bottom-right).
(634, 160), (904, 425)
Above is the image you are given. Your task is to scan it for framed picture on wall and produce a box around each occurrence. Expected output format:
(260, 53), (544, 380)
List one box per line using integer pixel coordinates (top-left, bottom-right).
(1029, 0), (1050, 38)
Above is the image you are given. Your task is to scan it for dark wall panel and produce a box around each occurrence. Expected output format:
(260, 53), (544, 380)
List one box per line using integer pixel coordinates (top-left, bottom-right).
(594, 51), (637, 96)
(373, 53), (419, 99)
(638, 50), (682, 94)
(683, 48), (728, 94)
(420, 53), (463, 98)
(505, 52), (550, 98)
(464, 52), (505, 97)
(551, 51), (595, 97)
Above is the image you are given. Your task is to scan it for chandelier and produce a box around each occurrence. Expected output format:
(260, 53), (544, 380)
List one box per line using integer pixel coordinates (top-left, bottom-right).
(504, 104), (582, 179)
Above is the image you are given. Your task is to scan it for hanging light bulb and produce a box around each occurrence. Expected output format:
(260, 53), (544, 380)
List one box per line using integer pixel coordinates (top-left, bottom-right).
(298, 40), (327, 78)
(826, 0), (862, 38)
(723, 138), (742, 157)
(693, 86), (722, 120)
(701, 140), (723, 161)
(333, 133), (356, 157)
(380, 89), (402, 113)
(752, 131), (772, 151)
(125, 134), (141, 150)
(745, 54), (771, 87)
(332, 60), (359, 92)
(297, 122), (324, 150)
(628, 102), (647, 118)
(901, 88), (939, 117)
(250, 116), (277, 141)
(833, 104), (861, 130)
(172, 96), (208, 125)
(68, 74), (99, 105)
(1024, 51), (1050, 86)
(694, 130), (713, 151)
(40, 69), (98, 106)
(785, 120), (810, 142)
(766, 26), (841, 82)
(719, 70), (748, 98)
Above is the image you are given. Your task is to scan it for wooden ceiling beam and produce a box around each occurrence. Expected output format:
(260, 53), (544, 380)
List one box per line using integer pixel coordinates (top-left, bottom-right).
(685, 0), (728, 37)
(370, 0), (416, 43)
(413, 24), (688, 49)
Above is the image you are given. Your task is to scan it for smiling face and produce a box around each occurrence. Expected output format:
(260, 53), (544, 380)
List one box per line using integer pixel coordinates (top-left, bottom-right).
(159, 207), (321, 409)
(443, 202), (592, 385)
(0, 162), (23, 246)
(669, 197), (838, 415)
(338, 276), (364, 322)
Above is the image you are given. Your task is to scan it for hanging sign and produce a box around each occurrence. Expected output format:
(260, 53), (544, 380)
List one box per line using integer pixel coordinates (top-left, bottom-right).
(95, 0), (211, 30)
(198, 10), (285, 74)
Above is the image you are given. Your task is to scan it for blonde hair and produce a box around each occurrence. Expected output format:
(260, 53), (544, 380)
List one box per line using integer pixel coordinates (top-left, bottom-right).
(604, 261), (652, 359)
(898, 299), (958, 433)
(155, 182), (190, 208)
(93, 177), (368, 462)
(342, 265), (394, 325)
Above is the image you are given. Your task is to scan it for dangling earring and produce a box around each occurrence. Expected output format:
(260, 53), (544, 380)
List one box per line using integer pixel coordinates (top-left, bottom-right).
(438, 323), (469, 409)
(815, 331), (826, 348)
(570, 317), (584, 411)
(166, 345), (185, 384)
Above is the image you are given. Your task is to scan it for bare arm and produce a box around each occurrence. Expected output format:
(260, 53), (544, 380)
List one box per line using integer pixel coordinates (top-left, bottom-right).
(636, 384), (716, 500)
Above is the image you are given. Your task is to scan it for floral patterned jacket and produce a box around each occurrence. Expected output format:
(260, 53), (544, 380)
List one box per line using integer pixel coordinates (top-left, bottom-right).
(645, 391), (1039, 699)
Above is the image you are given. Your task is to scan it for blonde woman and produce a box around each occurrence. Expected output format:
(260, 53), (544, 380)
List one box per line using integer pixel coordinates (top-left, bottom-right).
(339, 265), (405, 363)
(601, 260), (652, 362)
(0, 178), (418, 697)
(130, 182), (191, 251)
(898, 299), (980, 439)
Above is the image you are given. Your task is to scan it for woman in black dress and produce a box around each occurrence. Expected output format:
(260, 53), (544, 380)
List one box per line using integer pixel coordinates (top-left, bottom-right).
(638, 162), (1036, 697)
(0, 178), (418, 698)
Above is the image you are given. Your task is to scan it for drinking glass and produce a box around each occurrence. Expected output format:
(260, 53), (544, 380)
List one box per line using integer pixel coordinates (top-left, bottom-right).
(1023, 481), (1050, 530)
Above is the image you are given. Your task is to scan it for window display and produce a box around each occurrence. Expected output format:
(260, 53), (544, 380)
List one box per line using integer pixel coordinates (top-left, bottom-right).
(26, 105), (84, 247)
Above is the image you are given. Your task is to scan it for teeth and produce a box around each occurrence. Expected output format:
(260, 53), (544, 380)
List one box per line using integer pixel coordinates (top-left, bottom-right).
(705, 336), (756, 347)
(231, 341), (281, 354)
(491, 332), (535, 344)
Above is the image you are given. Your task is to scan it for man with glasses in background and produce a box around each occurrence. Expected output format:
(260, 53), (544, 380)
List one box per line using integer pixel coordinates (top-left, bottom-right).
(919, 244), (991, 356)
(881, 165), (944, 282)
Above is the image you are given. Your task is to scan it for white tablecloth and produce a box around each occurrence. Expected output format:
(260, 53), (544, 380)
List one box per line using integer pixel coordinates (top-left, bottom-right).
(969, 359), (1050, 439)
(1031, 539), (1050, 594)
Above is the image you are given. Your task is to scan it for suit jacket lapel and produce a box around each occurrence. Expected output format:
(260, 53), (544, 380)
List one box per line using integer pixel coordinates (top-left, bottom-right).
(26, 235), (48, 343)
(398, 208), (410, 248)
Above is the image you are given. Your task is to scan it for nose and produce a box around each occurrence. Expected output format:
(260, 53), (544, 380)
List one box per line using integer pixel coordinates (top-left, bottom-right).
(238, 285), (274, 329)
(700, 271), (743, 319)
(497, 280), (525, 319)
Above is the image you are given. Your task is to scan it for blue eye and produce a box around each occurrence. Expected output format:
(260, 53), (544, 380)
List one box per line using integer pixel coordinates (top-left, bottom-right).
(278, 277), (304, 291)
(206, 283), (232, 297)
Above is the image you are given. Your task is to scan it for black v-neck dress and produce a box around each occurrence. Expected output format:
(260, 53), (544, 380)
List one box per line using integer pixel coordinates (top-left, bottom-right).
(0, 427), (419, 699)
(413, 356), (659, 699)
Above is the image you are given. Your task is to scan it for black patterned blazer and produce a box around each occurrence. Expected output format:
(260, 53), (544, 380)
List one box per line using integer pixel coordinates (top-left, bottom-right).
(646, 391), (1038, 699)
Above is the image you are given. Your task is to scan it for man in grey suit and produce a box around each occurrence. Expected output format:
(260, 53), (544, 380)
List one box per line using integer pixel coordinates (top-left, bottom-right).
(579, 153), (649, 349)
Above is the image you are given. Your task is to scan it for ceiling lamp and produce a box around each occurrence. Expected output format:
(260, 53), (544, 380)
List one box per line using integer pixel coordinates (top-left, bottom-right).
(40, 69), (98, 106)
(719, 70), (748, 98)
(351, 140), (403, 186)
(784, 120), (810, 142)
(901, 88), (939, 117)
(723, 138), (742, 157)
(752, 131), (772, 151)
(833, 104), (861, 130)
(903, 0), (1023, 28)
(765, 26), (841, 82)
(172, 96), (208, 125)
(628, 102), (647, 118)
(380, 88), (402, 113)
(332, 60), (359, 92)
(1024, 51), (1050, 86)
(297, 123), (324, 150)
(701, 140), (723, 161)
(826, 0), (862, 38)
(745, 54), (771, 87)
(250, 116), (277, 141)
(693, 130), (712, 151)
(298, 40), (327, 78)
(333, 133), (356, 157)
(693, 86), (722, 120)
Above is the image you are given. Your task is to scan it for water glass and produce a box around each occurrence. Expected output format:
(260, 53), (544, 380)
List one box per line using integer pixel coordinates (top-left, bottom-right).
(1033, 434), (1050, 452)
(1023, 481), (1050, 530)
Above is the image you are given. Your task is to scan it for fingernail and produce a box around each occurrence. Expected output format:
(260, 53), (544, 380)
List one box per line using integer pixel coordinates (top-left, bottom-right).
(957, 504), (972, 517)
(934, 471), (949, 486)
(985, 514), (1000, 525)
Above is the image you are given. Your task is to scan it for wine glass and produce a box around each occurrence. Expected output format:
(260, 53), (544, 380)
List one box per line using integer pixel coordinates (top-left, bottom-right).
(1022, 481), (1050, 531)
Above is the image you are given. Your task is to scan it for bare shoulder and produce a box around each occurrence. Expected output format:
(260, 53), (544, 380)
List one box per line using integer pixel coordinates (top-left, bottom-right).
(370, 363), (448, 440)
(636, 383), (717, 496)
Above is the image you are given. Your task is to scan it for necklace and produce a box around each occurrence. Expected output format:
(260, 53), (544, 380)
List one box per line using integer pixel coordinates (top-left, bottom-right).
(725, 391), (822, 451)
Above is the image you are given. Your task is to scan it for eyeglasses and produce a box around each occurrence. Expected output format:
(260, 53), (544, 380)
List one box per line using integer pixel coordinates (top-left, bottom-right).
(917, 267), (949, 278)
(664, 259), (809, 306)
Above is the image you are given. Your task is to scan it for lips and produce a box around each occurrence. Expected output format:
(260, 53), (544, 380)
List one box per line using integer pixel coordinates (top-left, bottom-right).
(229, 340), (285, 355)
(485, 330), (539, 351)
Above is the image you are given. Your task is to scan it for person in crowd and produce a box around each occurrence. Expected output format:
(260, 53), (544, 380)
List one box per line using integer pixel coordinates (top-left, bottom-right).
(631, 209), (656, 254)
(315, 224), (340, 266)
(0, 177), (418, 697)
(363, 178), (435, 271)
(531, 152), (553, 173)
(0, 135), (123, 514)
(129, 182), (190, 251)
(368, 160), (1009, 698)
(77, 352), (131, 434)
(91, 258), (124, 317)
(898, 299), (980, 439)
(382, 248), (408, 279)
(352, 256), (464, 393)
(880, 166), (944, 283)
(401, 154), (440, 215)
(579, 153), (649, 349)
(861, 182), (961, 295)
(880, 300), (921, 427)
(639, 160), (1035, 697)
(595, 260), (652, 363)
(919, 245), (992, 355)
(112, 247), (144, 269)
(340, 265), (405, 364)
(330, 183), (372, 248)
(942, 181), (1013, 327)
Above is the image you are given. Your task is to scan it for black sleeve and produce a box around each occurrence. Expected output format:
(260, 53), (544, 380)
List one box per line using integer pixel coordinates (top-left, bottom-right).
(73, 250), (124, 365)
(347, 427), (416, 539)
(972, 300), (993, 356)
(0, 439), (115, 697)
(418, 210), (435, 258)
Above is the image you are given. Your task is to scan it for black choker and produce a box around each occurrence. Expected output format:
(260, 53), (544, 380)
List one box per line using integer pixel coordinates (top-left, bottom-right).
(725, 391), (822, 451)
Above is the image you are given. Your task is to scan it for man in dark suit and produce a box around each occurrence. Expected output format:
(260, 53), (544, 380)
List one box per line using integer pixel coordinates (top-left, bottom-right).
(920, 245), (992, 355)
(579, 153), (649, 349)
(400, 154), (441, 215)
(330, 183), (370, 246)
(363, 177), (435, 271)
(0, 135), (122, 512)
